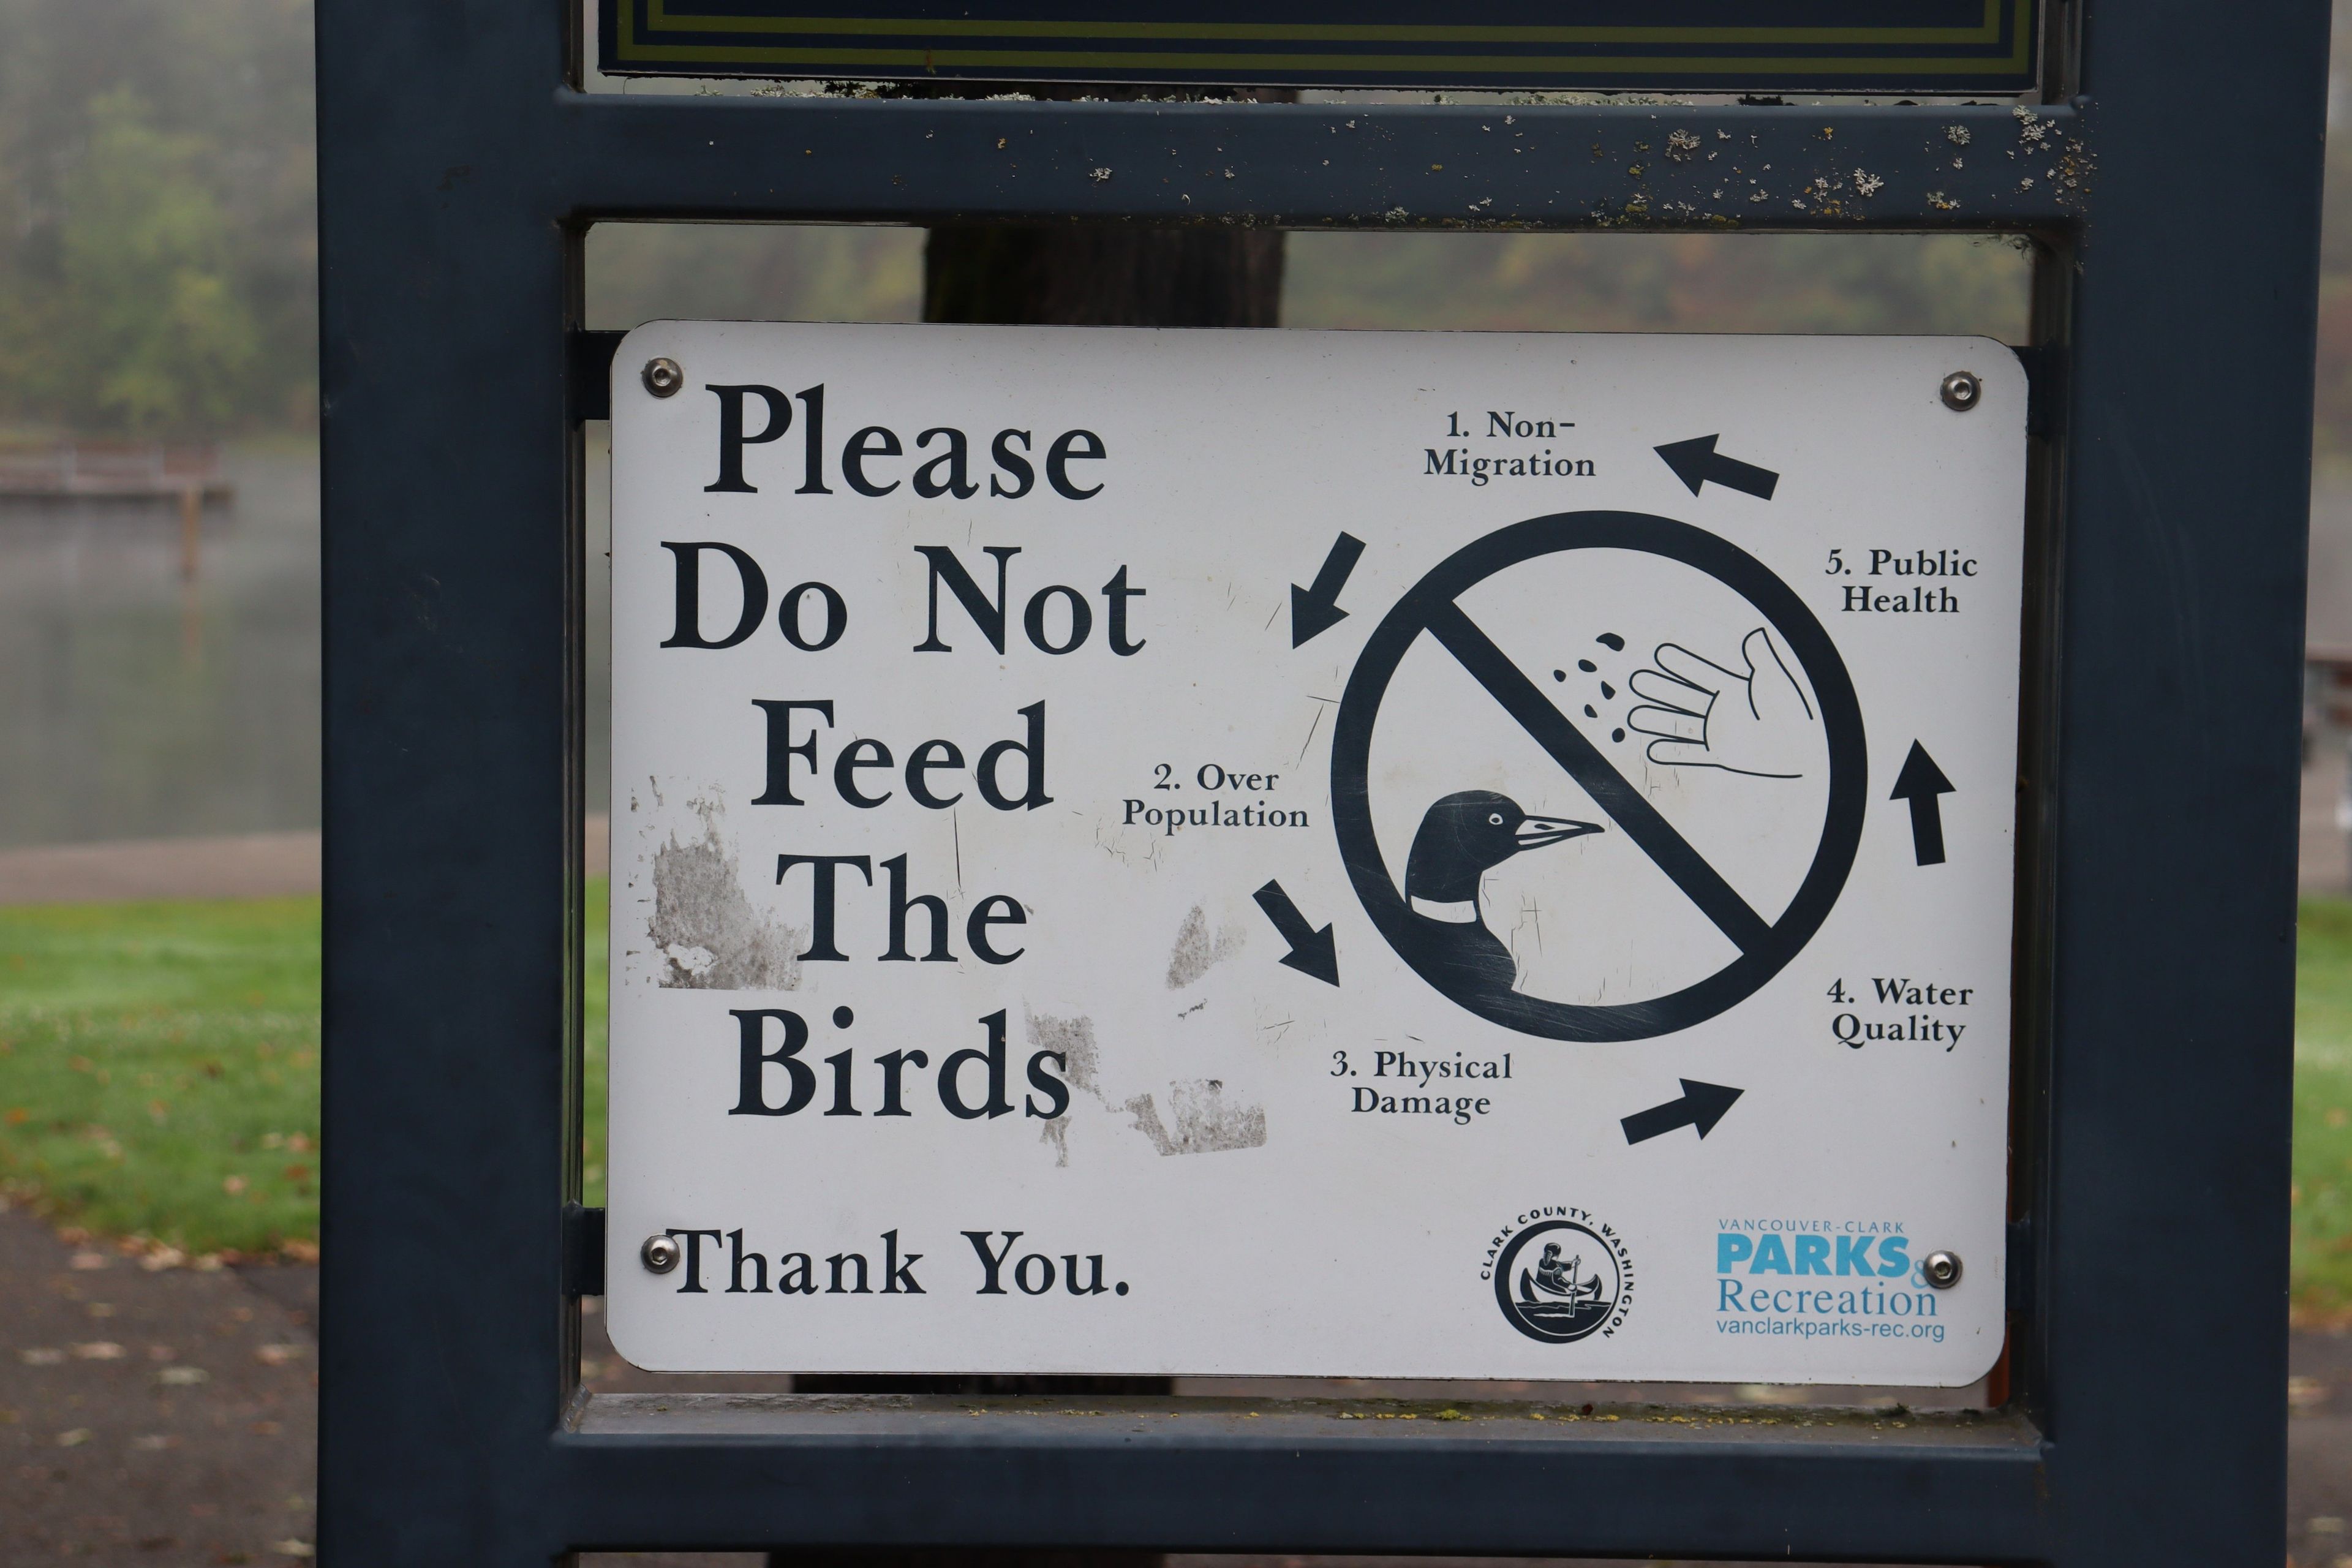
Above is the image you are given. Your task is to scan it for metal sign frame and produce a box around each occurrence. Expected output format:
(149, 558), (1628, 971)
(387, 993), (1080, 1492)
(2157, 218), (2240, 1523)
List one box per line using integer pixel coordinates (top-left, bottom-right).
(596, 0), (2043, 94)
(315, 1), (2328, 1561)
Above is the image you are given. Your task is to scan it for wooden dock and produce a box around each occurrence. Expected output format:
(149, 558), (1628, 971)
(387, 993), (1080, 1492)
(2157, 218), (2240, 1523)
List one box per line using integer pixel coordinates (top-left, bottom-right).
(0, 440), (235, 502)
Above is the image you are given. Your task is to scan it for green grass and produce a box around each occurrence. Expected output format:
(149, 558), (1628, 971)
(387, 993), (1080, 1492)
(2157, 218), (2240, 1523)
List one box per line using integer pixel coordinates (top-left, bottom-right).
(2, 883), (2348, 1315)
(2297, 898), (2352, 1321)
(0, 881), (610, 1256)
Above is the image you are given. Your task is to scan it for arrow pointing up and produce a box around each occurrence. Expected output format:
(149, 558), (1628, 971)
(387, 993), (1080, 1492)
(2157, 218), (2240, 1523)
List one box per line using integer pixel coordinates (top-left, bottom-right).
(1621, 1080), (1744, 1145)
(1251, 880), (1339, 986)
(1890, 741), (1956, 867)
(1291, 532), (1366, 647)
(1654, 435), (1780, 500)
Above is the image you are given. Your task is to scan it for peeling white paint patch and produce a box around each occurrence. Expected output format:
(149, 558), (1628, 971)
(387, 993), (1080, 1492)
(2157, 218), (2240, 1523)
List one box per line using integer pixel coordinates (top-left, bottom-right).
(1025, 1009), (1264, 1157)
(1165, 904), (1246, 989)
(1025, 1009), (1102, 1097)
(648, 799), (805, 990)
(1038, 1117), (1072, 1167)
(1119, 1079), (1267, 1156)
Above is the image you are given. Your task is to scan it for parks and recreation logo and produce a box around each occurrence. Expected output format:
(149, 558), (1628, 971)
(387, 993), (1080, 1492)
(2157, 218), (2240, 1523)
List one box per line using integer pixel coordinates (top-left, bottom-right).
(1481, 1205), (1635, 1343)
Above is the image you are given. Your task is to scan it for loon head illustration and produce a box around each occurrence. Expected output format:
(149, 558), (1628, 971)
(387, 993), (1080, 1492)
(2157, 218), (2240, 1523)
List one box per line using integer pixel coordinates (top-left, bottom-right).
(1403, 790), (1603, 905)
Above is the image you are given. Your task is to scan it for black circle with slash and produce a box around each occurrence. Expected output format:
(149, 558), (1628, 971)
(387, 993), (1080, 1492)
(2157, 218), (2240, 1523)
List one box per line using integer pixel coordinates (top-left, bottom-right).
(1330, 511), (1866, 1042)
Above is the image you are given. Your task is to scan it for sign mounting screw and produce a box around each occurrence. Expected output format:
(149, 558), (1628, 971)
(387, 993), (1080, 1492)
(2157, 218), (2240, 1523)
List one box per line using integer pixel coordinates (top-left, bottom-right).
(1921, 1250), (1962, 1289)
(1939, 371), (1981, 411)
(642, 358), (684, 398)
(640, 1234), (682, 1273)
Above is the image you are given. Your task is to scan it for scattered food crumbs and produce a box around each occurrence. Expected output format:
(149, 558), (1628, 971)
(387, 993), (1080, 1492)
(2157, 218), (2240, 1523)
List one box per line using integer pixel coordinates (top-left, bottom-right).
(56, 1428), (92, 1447)
(70, 1341), (124, 1360)
(158, 1366), (209, 1386)
(20, 1348), (63, 1366)
(256, 1344), (306, 1365)
(272, 1541), (315, 1558)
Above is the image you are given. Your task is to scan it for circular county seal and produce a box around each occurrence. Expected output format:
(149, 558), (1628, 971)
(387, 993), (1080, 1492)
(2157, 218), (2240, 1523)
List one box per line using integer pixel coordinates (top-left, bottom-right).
(1491, 1212), (1634, 1344)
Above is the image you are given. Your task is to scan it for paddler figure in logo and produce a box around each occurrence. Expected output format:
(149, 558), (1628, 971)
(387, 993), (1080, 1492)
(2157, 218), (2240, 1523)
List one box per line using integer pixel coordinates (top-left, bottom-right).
(1518, 1240), (1610, 1333)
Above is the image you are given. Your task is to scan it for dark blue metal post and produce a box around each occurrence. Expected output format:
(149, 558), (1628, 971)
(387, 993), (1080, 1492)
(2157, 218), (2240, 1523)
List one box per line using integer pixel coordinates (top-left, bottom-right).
(314, 0), (2328, 1561)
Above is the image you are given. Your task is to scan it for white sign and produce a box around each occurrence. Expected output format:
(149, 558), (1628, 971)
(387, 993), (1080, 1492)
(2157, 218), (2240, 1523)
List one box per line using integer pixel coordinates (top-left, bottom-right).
(605, 323), (2024, 1385)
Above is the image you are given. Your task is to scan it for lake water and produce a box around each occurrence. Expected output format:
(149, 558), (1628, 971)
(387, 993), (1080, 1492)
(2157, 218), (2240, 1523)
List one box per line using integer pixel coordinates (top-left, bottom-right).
(0, 447), (322, 848)
(8, 435), (2350, 853)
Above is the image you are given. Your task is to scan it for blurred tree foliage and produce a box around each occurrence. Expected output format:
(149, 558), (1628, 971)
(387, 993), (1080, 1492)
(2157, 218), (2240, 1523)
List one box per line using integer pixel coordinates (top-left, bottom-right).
(0, 0), (314, 436)
(7, 0), (2352, 450)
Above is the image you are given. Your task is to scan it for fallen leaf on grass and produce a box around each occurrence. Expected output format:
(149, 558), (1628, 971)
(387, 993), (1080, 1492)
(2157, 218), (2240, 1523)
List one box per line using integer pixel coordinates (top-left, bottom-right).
(221, 1175), (247, 1196)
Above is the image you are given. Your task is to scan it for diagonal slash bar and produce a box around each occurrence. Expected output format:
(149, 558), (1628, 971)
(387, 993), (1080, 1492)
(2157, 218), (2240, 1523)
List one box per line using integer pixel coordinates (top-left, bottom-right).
(1425, 601), (1773, 956)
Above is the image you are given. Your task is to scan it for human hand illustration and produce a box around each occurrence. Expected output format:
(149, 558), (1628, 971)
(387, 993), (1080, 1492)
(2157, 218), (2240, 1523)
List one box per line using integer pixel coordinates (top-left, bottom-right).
(1626, 628), (1816, 778)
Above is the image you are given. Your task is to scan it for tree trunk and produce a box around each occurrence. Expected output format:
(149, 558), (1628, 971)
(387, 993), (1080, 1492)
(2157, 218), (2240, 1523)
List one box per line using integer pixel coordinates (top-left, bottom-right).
(923, 225), (1283, 328)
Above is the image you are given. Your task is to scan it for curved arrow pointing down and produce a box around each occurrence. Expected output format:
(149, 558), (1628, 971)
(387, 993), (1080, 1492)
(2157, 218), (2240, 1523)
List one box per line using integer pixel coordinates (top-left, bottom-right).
(1291, 532), (1365, 647)
(1252, 880), (1338, 985)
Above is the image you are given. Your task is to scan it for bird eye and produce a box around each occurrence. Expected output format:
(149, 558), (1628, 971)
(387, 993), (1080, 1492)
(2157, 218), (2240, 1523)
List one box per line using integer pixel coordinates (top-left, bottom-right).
(1488, 813), (1504, 825)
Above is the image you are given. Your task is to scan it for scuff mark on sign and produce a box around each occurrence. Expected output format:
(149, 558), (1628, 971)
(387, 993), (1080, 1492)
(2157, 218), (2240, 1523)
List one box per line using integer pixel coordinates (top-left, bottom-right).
(649, 797), (805, 990)
(1120, 1080), (1268, 1156)
(1026, 1009), (1101, 1096)
(1026, 1008), (1098, 1167)
(1165, 903), (1246, 989)
(1023, 1010), (1265, 1159)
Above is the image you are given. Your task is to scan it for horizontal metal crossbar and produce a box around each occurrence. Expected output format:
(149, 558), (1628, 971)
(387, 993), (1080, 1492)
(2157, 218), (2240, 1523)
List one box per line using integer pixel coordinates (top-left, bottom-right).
(549, 1395), (2054, 1559)
(554, 93), (2083, 230)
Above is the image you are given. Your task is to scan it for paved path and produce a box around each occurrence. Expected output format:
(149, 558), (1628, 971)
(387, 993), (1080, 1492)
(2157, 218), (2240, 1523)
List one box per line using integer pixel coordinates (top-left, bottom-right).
(0, 1199), (316, 1566)
(0, 818), (610, 905)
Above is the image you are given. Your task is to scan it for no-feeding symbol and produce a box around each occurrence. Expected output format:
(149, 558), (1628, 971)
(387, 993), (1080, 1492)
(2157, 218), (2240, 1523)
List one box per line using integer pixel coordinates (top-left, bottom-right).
(1330, 512), (1867, 1042)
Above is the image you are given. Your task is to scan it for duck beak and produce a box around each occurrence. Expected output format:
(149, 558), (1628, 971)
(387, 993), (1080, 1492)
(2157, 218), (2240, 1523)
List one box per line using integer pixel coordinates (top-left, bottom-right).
(1515, 817), (1605, 850)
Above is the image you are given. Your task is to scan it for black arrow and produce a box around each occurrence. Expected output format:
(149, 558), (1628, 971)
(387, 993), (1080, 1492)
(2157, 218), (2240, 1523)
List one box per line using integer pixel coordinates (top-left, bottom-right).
(1890, 741), (1956, 867)
(1291, 532), (1366, 647)
(1251, 880), (1338, 986)
(1620, 1079), (1745, 1145)
(1654, 435), (1781, 501)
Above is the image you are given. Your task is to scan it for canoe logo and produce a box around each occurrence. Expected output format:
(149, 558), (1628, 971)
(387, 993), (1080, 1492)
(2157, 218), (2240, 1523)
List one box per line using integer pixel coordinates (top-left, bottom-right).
(1488, 1208), (1634, 1343)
